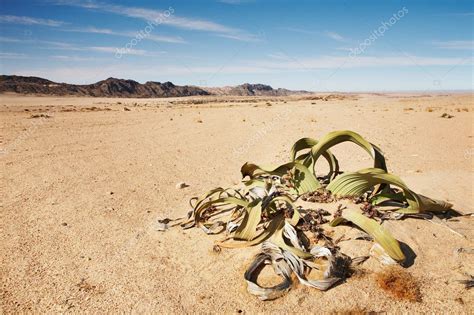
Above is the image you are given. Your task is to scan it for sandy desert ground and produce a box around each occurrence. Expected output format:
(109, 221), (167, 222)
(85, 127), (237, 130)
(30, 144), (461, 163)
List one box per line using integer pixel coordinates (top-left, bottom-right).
(1, 93), (473, 313)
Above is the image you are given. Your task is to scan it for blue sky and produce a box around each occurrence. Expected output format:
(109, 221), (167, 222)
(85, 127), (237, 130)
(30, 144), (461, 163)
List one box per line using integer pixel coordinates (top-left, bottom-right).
(0, 0), (472, 91)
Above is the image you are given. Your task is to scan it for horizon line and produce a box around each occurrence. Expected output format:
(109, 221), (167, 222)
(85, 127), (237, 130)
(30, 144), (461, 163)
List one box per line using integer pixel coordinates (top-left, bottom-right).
(1, 73), (472, 94)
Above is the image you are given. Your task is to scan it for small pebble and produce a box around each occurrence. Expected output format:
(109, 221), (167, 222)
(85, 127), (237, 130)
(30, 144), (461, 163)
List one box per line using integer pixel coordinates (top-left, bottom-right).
(175, 182), (188, 189)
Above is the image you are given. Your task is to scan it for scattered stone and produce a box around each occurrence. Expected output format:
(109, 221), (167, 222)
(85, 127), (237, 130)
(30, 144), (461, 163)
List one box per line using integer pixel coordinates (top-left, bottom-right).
(175, 182), (188, 189)
(155, 222), (169, 231)
(456, 247), (474, 254)
(440, 113), (454, 119)
(123, 107), (131, 111)
(77, 278), (97, 292)
(458, 275), (474, 289)
(29, 114), (51, 119)
(61, 222), (68, 226)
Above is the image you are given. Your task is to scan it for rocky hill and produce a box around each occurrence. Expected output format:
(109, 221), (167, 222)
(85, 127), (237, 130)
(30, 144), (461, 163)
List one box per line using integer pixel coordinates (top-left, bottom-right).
(0, 75), (308, 98)
(204, 83), (307, 96)
(0, 76), (210, 98)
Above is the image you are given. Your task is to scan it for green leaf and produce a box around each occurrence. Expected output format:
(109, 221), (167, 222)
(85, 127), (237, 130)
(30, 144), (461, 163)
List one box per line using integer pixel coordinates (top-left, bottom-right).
(370, 191), (405, 205)
(290, 137), (340, 180)
(235, 201), (263, 241)
(241, 162), (321, 194)
(219, 213), (286, 248)
(193, 196), (249, 225)
(308, 130), (387, 172)
(330, 209), (405, 262)
(327, 168), (453, 213)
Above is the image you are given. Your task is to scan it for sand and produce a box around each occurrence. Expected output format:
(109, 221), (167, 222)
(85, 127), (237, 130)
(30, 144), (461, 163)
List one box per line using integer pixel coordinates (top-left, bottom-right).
(1, 93), (473, 313)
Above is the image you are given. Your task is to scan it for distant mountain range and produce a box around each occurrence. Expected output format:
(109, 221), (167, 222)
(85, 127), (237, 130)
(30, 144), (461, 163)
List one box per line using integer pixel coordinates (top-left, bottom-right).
(0, 75), (309, 98)
(204, 83), (308, 97)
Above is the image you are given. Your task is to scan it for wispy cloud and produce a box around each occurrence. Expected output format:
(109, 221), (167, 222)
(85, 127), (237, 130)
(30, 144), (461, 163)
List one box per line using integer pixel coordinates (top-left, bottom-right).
(0, 36), (23, 43)
(52, 0), (258, 42)
(267, 52), (291, 60)
(89, 46), (164, 56)
(0, 36), (164, 56)
(0, 15), (65, 27)
(145, 34), (186, 44)
(215, 33), (261, 42)
(280, 27), (348, 42)
(254, 55), (473, 70)
(434, 12), (473, 17)
(70, 26), (115, 34)
(432, 40), (473, 50)
(218, 0), (254, 5)
(52, 55), (100, 61)
(64, 26), (186, 44)
(335, 47), (353, 52)
(323, 31), (346, 42)
(0, 36), (79, 49)
(0, 52), (28, 59)
(279, 27), (318, 35)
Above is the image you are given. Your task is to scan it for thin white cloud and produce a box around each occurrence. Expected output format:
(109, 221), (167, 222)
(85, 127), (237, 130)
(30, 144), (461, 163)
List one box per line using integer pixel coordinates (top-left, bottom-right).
(280, 27), (348, 43)
(73, 26), (115, 34)
(335, 47), (353, 52)
(145, 34), (186, 44)
(432, 40), (473, 50)
(267, 52), (291, 60)
(89, 46), (164, 56)
(323, 31), (345, 42)
(0, 52), (28, 59)
(0, 36), (165, 56)
(52, 0), (258, 42)
(254, 55), (472, 70)
(0, 36), (79, 49)
(0, 36), (23, 43)
(279, 27), (318, 35)
(0, 15), (65, 27)
(434, 12), (473, 17)
(52, 55), (100, 61)
(64, 26), (186, 44)
(215, 33), (261, 42)
(218, 0), (253, 4)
